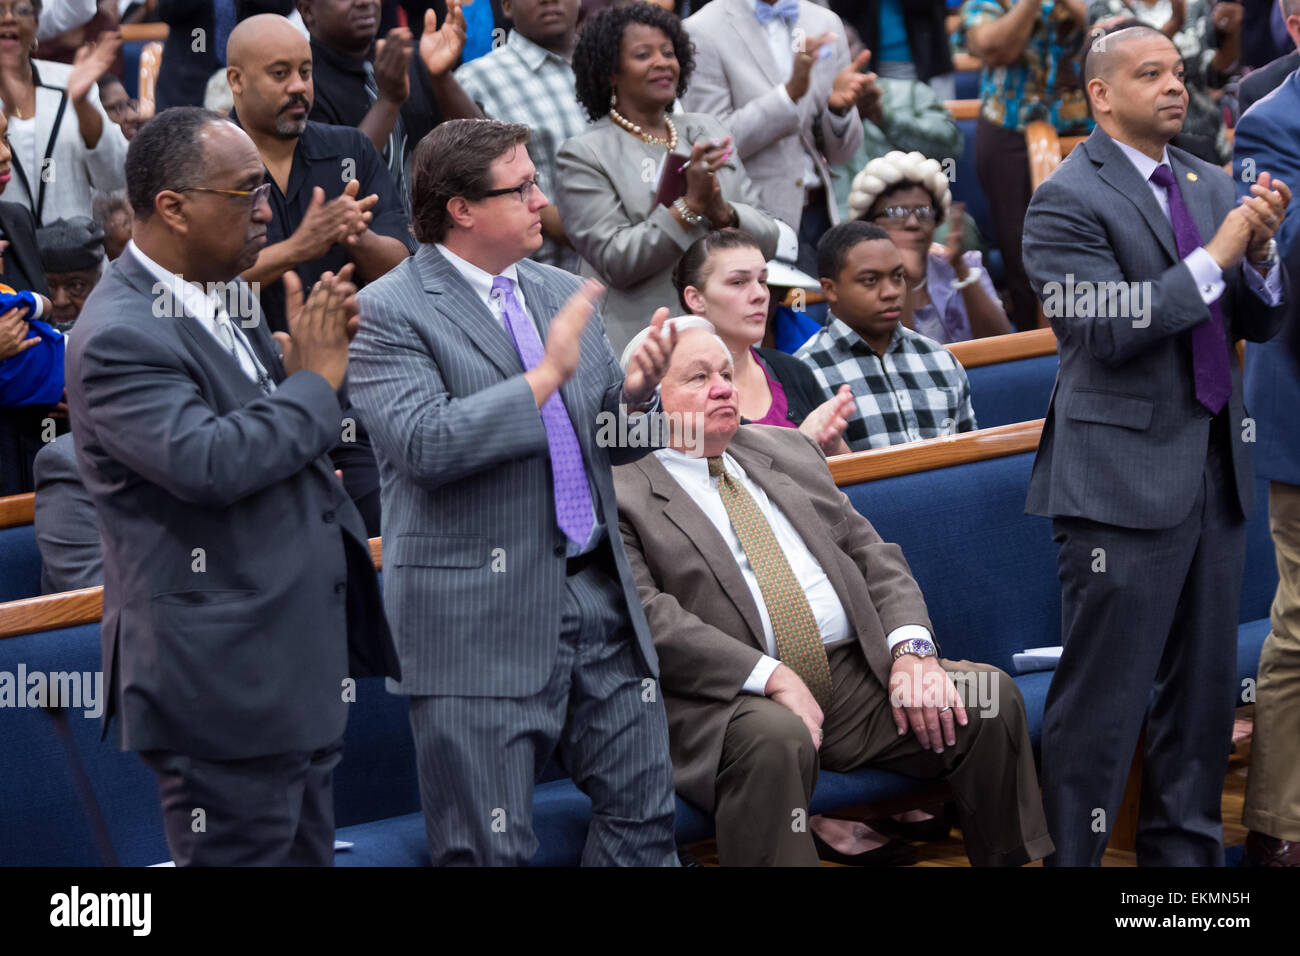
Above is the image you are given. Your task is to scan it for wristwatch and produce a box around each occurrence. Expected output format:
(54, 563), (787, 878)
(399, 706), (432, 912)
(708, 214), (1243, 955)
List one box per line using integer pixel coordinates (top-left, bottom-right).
(892, 637), (937, 661)
(1250, 238), (1278, 268)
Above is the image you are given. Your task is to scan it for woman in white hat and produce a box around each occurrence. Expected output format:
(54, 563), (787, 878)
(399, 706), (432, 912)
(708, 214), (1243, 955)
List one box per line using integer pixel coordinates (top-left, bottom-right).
(849, 150), (1011, 343)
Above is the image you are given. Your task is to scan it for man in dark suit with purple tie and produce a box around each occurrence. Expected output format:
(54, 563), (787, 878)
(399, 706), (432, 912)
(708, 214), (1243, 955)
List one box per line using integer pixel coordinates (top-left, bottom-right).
(1023, 23), (1290, 866)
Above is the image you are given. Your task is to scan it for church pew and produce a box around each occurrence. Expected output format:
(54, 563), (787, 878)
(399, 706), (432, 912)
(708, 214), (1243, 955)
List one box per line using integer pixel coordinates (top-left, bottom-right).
(0, 494), (39, 604)
(0, 421), (1275, 865)
(946, 328), (1058, 429)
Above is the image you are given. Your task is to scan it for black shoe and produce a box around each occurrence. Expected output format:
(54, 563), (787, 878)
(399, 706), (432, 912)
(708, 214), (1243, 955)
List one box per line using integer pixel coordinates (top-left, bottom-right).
(677, 847), (704, 868)
(810, 828), (919, 867)
(1244, 830), (1300, 867)
(869, 812), (952, 843)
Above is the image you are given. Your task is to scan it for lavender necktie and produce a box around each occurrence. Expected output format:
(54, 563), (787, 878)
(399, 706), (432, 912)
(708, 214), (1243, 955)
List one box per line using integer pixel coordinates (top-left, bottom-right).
(1149, 164), (1232, 415)
(492, 276), (595, 547)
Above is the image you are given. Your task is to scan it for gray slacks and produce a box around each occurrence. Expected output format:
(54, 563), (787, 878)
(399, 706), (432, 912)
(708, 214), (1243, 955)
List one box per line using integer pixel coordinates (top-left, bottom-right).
(407, 556), (678, 866)
(139, 738), (344, 866)
(1042, 432), (1245, 866)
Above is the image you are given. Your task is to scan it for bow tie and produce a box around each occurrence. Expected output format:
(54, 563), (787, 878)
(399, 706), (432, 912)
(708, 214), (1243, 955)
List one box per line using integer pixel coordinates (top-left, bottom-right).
(755, 0), (799, 28)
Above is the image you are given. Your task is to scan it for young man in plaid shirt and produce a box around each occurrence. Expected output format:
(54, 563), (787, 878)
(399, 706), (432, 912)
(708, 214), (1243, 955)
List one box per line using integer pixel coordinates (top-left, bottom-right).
(796, 222), (978, 450)
(454, 0), (589, 270)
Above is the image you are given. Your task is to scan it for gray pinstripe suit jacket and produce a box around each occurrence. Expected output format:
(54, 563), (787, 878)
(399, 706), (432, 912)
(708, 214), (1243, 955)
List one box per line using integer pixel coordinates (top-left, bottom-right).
(349, 243), (662, 697)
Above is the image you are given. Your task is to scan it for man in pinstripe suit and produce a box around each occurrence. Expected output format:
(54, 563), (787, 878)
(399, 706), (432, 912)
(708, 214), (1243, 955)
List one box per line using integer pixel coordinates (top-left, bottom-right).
(349, 119), (681, 865)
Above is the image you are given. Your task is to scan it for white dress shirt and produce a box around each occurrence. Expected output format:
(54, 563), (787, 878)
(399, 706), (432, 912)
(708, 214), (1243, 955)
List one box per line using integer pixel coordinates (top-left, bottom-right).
(746, 0), (853, 193)
(656, 447), (930, 694)
(435, 242), (601, 556)
(131, 240), (271, 390)
(1112, 140), (1282, 306)
(435, 242), (537, 333)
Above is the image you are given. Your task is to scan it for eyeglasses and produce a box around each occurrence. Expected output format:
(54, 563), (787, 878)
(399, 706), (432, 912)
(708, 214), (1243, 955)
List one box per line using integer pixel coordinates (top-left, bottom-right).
(0, 3), (37, 18)
(875, 204), (936, 225)
(478, 179), (539, 204)
(177, 182), (274, 210)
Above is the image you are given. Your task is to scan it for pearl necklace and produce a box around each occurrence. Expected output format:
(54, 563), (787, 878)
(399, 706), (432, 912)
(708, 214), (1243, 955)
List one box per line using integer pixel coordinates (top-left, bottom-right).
(608, 106), (677, 150)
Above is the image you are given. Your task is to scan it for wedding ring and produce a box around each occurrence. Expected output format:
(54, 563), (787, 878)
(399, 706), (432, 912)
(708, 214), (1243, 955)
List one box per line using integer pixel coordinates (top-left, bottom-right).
(938, 706), (952, 714)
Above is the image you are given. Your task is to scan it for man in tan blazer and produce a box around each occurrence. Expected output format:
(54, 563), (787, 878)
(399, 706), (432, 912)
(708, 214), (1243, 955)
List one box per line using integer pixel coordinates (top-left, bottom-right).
(682, 0), (871, 274)
(613, 324), (1054, 866)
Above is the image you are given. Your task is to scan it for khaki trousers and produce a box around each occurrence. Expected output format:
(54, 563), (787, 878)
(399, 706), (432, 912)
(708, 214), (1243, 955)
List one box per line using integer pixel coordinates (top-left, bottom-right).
(1244, 481), (1300, 841)
(712, 641), (1054, 866)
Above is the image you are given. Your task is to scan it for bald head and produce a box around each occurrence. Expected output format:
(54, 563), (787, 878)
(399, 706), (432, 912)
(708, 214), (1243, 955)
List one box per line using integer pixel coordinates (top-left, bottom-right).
(227, 15), (314, 140)
(1083, 23), (1188, 156)
(1083, 24), (1175, 89)
(226, 13), (310, 71)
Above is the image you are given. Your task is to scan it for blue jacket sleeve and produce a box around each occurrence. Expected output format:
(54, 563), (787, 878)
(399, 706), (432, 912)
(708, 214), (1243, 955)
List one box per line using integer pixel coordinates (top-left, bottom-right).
(0, 320), (65, 407)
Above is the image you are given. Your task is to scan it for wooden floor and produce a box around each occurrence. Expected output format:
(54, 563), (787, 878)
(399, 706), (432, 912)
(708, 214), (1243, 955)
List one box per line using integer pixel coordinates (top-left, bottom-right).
(685, 716), (1254, 867)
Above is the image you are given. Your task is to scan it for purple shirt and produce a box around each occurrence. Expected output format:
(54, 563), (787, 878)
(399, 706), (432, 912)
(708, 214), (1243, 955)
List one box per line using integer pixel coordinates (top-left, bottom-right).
(912, 248), (1005, 345)
(749, 348), (793, 427)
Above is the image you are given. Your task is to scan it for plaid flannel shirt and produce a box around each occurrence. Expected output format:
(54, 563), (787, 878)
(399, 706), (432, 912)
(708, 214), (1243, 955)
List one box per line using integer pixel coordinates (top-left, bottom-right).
(795, 316), (978, 450)
(454, 31), (590, 270)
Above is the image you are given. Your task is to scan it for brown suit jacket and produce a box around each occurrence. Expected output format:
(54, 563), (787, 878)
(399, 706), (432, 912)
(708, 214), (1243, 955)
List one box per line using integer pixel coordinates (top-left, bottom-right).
(613, 424), (933, 810)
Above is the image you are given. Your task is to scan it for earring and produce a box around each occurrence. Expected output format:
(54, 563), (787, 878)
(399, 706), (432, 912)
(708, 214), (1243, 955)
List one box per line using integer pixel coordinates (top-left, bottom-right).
(610, 90), (618, 107)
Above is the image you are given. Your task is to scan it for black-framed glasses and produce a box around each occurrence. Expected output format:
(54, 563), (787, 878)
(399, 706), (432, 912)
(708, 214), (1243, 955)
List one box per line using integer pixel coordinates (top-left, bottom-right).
(875, 204), (936, 225)
(478, 179), (539, 204)
(0, 3), (36, 19)
(177, 182), (274, 210)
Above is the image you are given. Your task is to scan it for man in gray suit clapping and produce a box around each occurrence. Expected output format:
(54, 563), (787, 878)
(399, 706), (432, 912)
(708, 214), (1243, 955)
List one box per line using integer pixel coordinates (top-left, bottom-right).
(65, 107), (399, 866)
(349, 118), (681, 866)
(1023, 23), (1290, 866)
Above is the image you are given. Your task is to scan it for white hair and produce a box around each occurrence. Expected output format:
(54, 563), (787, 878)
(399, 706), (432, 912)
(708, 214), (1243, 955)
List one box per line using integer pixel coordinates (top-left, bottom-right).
(847, 150), (952, 223)
(619, 314), (732, 371)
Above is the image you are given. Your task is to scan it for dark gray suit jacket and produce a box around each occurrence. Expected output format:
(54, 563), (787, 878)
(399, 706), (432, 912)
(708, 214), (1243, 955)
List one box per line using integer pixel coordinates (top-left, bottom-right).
(1022, 127), (1287, 529)
(65, 245), (398, 759)
(349, 244), (661, 698)
(33, 433), (102, 594)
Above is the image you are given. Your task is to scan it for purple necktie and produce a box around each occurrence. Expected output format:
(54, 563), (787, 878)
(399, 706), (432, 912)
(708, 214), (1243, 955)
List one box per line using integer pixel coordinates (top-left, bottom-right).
(1149, 164), (1232, 415)
(492, 275), (595, 547)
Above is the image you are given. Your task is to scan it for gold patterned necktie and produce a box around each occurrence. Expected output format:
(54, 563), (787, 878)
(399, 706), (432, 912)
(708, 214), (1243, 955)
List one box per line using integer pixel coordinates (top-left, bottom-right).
(708, 456), (833, 709)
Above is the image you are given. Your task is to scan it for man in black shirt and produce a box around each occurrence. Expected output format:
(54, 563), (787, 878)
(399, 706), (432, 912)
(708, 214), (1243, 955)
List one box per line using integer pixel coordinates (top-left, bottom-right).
(227, 13), (412, 325)
(227, 13), (413, 534)
(300, 0), (482, 209)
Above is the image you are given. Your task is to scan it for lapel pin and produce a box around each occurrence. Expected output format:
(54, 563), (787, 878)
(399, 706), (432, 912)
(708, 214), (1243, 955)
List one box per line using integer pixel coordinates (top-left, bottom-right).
(1186, 172), (1198, 182)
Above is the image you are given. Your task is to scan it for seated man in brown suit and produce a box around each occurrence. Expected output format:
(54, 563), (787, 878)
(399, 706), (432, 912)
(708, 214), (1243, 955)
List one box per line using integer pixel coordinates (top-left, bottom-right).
(613, 322), (1054, 867)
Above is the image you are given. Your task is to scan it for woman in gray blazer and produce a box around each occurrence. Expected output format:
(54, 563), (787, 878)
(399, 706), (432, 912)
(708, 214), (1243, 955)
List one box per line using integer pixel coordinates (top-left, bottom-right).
(556, 4), (779, 354)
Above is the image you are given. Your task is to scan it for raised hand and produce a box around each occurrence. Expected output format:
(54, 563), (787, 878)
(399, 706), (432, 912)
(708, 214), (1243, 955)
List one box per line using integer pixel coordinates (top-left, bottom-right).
(325, 178), (379, 246)
(1241, 172), (1290, 262)
(374, 27), (414, 105)
(421, 1), (468, 77)
(799, 384), (853, 456)
(786, 31), (834, 103)
(828, 48), (873, 113)
(683, 137), (732, 219)
(945, 203), (969, 276)
(291, 187), (349, 261)
(68, 31), (123, 103)
(623, 307), (677, 405)
(273, 264), (358, 389)
(541, 279), (602, 387)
